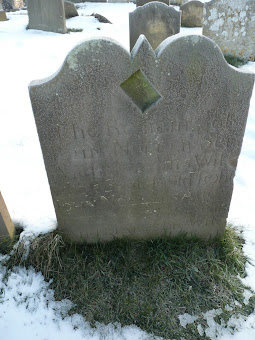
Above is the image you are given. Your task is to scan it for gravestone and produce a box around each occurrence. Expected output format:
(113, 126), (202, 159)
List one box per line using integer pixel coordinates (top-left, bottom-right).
(2, 0), (12, 11)
(136, 0), (169, 7)
(180, 0), (204, 27)
(170, 0), (188, 5)
(0, 192), (15, 239)
(27, 0), (66, 34)
(203, 0), (255, 61)
(64, 1), (78, 19)
(29, 35), (254, 243)
(0, 0), (7, 20)
(12, 0), (24, 8)
(130, 3), (180, 50)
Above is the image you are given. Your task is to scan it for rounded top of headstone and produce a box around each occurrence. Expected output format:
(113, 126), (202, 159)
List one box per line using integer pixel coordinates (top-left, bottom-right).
(133, 1), (180, 13)
(180, 0), (204, 9)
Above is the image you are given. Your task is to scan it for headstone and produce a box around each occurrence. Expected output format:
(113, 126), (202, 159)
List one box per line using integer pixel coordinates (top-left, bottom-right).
(64, 1), (78, 19)
(136, 0), (169, 7)
(130, 2), (180, 50)
(0, 0), (7, 20)
(27, 0), (66, 34)
(170, 0), (188, 5)
(203, 0), (255, 61)
(12, 0), (24, 8)
(29, 35), (254, 243)
(0, 192), (15, 239)
(0, 11), (7, 20)
(2, 0), (12, 11)
(180, 0), (204, 27)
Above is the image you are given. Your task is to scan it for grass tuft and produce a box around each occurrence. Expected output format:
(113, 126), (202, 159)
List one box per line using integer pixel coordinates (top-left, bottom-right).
(224, 55), (247, 68)
(2, 225), (254, 339)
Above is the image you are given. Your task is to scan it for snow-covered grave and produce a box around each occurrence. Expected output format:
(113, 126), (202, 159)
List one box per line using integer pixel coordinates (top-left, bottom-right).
(0, 2), (255, 339)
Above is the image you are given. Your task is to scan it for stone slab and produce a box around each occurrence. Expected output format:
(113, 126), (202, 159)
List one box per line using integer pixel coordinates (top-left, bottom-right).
(130, 2), (180, 50)
(203, 0), (255, 61)
(170, 0), (188, 5)
(180, 0), (204, 27)
(27, 0), (66, 34)
(64, 1), (78, 19)
(0, 10), (7, 20)
(136, 0), (169, 7)
(29, 35), (254, 243)
(0, 192), (15, 239)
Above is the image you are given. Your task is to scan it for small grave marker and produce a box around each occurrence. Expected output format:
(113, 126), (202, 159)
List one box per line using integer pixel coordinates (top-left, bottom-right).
(130, 3), (181, 50)
(27, 0), (66, 34)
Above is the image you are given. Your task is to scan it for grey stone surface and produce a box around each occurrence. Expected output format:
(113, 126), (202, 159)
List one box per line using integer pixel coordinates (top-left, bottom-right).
(136, 0), (169, 7)
(170, 0), (188, 5)
(29, 35), (254, 243)
(203, 0), (255, 61)
(64, 1), (78, 19)
(130, 2), (180, 50)
(2, 0), (12, 11)
(0, 192), (15, 239)
(27, 0), (66, 34)
(180, 0), (204, 27)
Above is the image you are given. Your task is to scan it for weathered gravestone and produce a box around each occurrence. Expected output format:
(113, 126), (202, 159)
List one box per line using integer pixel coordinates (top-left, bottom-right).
(29, 35), (254, 243)
(180, 0), (204, 27)
(170, 0), (188, 5)
(136, 0), (169, 7)
(0, 0), (7, 20)
(27, 0), (66, 34)
(2, 0), (12, 11)
(203, 0), (255, 61)
(64, 1), (78, 19)
(0, 192), (15, 239)
(130, 3), (180, 50)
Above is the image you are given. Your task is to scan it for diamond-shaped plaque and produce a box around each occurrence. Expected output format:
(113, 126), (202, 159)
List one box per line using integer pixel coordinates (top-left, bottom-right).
(120, 69), (161, 113)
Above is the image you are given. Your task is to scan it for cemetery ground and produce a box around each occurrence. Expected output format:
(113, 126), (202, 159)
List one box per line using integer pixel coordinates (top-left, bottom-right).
(1, 2), (255, 339)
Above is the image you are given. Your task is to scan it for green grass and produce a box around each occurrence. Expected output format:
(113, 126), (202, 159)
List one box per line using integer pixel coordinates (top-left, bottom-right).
(2, 225), (255, 339)
(224, 55), (247, 68)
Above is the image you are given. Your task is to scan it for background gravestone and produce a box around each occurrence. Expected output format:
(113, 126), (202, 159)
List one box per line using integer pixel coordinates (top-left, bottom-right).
(27, 0), (66, 34)
(180, 0), (204, 27)
(0, 0), (7, 20)
(130, 3), (180, 50)
(2, 0), (12, 11)
(203, 0), (255, 61)
(29, 35), (254, 243)
(136, 0), (169, 7)
(170, 0), (188, 5)
(64, 1), (78, 19)
(0, 192), (15, 239)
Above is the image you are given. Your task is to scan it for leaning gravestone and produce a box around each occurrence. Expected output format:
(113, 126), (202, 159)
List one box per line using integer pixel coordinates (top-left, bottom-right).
(64, 1), (78, 19)
(0, 0), (7, 21)
(203, 0), (255, 61)
(180, 0), (204, 27)
(0, 192), (15, 239)
(130, 3), (180, 50)
(29, 35), (254, 243)
(27, 0), (66, 34)
(136, 0), (169, 7)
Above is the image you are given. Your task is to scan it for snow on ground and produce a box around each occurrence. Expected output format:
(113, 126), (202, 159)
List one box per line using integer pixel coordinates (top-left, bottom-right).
(0, 3), (255, 339)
